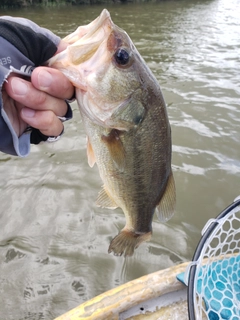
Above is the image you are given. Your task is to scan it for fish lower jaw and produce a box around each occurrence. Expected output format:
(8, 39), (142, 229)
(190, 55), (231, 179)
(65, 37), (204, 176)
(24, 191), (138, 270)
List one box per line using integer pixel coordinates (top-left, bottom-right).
(108, 229), (152, 257)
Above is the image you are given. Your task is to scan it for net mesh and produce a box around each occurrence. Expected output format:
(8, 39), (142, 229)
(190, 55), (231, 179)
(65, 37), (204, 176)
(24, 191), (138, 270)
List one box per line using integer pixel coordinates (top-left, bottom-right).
(193, 204), (240, 320)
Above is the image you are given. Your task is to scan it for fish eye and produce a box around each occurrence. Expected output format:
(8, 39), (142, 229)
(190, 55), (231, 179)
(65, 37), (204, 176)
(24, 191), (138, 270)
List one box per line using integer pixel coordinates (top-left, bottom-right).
(114, 48), (130, 66)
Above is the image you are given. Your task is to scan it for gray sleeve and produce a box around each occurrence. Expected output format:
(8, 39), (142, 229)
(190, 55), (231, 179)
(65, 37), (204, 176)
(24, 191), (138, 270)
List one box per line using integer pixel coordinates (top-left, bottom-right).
(0, 16), (61, 48)
(0, 101), (30, 157)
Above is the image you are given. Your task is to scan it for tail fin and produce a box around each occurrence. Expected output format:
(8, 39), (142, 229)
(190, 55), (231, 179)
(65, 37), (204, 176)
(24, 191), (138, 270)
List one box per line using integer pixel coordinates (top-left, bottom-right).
(108, 229), (152, 257)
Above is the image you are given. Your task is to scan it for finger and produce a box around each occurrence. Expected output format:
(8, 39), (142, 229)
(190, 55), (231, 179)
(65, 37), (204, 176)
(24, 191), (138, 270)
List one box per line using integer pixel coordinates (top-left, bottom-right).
(5, 77), (68, 117)
(21, 107), (64, 137)
(31, 67), (75, 100)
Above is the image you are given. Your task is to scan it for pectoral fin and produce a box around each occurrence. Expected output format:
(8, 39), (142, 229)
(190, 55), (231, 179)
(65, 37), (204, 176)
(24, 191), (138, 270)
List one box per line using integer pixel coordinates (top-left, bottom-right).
(156, 171), (176, 222)
(101, 130), (125, 171)
(96, 186), (118, 209)
(87, 137), (96, 168)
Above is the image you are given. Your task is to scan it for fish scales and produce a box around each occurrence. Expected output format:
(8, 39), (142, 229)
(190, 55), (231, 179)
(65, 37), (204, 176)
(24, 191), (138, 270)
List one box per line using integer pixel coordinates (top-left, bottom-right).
(48, 9), (176, 256)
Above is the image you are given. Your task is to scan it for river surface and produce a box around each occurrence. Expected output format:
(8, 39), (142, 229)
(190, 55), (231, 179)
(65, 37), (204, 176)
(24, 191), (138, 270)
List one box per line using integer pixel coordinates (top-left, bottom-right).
(0, 0), (240, 318)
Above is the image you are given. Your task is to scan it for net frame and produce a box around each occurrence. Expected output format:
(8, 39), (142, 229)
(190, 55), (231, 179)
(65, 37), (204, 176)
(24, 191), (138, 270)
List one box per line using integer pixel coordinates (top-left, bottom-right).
(187, 198), (240, 320)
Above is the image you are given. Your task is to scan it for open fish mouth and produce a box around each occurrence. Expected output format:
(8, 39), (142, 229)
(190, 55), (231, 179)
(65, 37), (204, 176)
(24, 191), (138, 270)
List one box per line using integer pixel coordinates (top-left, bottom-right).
(48, 9), (114, 88)
(62, 9), (113, 65)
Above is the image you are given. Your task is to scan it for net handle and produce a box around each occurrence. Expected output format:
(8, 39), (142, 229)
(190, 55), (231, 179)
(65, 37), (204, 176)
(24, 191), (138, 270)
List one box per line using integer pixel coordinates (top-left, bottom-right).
(187, 197), (240, 320)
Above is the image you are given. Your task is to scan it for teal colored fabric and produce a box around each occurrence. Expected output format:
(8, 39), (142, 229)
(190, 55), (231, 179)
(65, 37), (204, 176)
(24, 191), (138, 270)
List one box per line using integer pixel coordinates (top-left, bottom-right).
(177, 254), (240, 320)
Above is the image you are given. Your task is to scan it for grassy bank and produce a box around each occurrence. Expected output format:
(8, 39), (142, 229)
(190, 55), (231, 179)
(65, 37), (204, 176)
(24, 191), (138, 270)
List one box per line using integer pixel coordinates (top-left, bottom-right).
(0, 0), (122, 7)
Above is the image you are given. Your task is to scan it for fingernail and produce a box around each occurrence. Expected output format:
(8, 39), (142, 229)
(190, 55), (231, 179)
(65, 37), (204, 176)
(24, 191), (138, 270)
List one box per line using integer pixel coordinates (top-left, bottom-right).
(38, 70), (53, 89)
(22, 107), (36, 118)
(11, 78), (28, 95)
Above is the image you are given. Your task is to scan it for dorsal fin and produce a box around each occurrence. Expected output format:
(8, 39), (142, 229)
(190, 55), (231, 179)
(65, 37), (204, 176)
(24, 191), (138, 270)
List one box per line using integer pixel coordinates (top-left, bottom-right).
(87, 136), (96, 168)
(155, 171), (176, 222)
(101, 130), (125, 172)
(96, 186), (118, 209)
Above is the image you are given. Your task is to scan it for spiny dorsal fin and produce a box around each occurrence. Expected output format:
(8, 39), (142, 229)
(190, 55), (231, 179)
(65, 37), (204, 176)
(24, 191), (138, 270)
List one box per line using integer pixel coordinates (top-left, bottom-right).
(156, 171), (176, 222)
(87, 136), (96, 168)
(101, 130), (125, 172)
(96, 186), (118, 209)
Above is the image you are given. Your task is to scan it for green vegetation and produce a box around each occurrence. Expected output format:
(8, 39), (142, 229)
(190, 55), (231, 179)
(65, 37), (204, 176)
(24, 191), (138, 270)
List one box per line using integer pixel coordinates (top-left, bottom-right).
(0, 0), (119, 7)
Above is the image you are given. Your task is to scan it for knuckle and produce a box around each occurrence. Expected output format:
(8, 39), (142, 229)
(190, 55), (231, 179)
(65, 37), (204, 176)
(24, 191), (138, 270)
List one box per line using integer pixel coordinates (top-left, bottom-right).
(44, 111), (55, 128)
(37, 91), (48, 106)
(36, 111), (55, 131)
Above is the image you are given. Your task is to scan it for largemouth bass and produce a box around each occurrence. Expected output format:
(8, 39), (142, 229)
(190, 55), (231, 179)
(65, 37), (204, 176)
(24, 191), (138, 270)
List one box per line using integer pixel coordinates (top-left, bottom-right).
(48, 9), (176, 256)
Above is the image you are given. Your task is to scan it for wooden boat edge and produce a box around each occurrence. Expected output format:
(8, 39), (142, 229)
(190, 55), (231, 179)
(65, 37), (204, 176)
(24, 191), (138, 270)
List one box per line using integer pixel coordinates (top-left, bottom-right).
(55, 261), (189, 320)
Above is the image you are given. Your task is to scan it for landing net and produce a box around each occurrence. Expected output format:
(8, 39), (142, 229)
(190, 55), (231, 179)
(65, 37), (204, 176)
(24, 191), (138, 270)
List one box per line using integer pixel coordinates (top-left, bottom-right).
(187, 198), (240, 320)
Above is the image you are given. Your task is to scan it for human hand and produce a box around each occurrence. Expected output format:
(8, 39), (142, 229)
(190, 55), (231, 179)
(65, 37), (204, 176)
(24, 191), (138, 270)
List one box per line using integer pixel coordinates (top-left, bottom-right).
(0, 17), (74, 155)
(3, 64), (74, 139)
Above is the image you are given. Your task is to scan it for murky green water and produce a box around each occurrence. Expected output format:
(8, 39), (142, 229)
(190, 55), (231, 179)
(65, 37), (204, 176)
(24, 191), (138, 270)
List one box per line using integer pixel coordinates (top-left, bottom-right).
(0, 0), (240, 318)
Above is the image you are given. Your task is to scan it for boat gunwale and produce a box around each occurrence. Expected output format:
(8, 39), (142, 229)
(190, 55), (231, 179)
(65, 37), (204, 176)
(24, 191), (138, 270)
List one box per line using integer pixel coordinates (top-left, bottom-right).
(55, 261), (189, 320)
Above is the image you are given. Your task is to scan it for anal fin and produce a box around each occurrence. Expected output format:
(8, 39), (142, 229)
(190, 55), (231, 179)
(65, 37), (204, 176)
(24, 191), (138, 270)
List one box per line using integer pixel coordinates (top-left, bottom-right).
(96, 186), (118, 209)
(156, 171), (176, 222)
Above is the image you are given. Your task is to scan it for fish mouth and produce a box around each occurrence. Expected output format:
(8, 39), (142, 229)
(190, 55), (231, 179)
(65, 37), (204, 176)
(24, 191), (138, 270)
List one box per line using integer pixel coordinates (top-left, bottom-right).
(64, 9), (113, 66)
(48, 9), (114, 90)
(64, 9), (112, 43)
